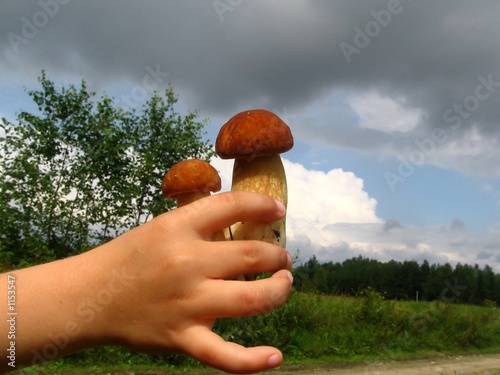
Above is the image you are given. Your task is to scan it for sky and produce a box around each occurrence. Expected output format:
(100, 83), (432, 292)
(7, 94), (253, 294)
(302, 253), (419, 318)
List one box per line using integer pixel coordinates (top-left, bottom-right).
(1, 0), (500, 272)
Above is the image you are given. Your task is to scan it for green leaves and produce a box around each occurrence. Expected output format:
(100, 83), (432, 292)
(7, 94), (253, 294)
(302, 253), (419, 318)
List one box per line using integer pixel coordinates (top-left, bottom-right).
(0, 72), (213, 269)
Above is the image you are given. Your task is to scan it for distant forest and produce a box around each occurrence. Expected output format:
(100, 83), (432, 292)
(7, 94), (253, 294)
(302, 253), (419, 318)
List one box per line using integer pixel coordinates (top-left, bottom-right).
(293, 256), (500, 305)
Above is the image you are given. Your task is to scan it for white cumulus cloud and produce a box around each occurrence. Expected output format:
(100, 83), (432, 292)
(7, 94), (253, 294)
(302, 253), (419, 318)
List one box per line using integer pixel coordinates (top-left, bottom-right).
(349, 92), (423, 134)
(210, 156), (500, 272)
(210, 155), (382, 259)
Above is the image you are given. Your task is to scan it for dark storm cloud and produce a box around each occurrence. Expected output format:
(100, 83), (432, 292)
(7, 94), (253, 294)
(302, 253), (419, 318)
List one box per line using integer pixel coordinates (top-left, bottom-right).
(2, 0), (500, 174)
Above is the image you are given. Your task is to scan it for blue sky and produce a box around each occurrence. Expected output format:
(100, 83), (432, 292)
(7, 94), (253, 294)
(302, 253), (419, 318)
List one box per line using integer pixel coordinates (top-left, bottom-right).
(289, 142), (499, 231)
(1, 1), (500, 271)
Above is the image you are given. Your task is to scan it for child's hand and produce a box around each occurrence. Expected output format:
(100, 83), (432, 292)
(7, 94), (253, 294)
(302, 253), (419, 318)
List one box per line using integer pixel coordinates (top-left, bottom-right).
(97, 191), (293, 373)
(1, 192), (292, 374)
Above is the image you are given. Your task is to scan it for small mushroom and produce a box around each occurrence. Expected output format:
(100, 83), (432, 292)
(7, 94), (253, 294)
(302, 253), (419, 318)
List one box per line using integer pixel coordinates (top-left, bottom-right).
(215, 109), (294, 252)
(162, 159), (222, 208)
(162, 159), (225, 242)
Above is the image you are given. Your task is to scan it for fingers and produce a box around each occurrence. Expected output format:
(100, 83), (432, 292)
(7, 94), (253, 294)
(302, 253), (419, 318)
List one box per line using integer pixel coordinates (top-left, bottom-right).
(201, 239), (292, 280)
(182, 327), (284, 374)
(180, 191), (286, 236)
(182, 271), (292, 372)
(194, 269), (293, 318)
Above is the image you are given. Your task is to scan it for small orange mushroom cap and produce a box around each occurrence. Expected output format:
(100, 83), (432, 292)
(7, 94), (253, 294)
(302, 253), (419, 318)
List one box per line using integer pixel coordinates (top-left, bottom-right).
(162, 159), (221, 199)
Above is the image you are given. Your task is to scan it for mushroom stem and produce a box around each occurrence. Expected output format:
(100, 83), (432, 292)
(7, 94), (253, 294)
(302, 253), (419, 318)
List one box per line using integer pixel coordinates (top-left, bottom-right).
(229, 154), (287, 249)
(176, 192), (209, 208)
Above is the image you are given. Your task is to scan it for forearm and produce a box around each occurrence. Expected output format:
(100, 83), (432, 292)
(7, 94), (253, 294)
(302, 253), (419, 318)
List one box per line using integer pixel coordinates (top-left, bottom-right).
(0, 247), (117, 372)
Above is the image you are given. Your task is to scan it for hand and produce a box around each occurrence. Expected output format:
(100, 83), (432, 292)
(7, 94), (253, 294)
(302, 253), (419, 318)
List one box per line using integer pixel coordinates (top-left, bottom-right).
(1, 192), (292, 374)
(93, 191), (293, 373)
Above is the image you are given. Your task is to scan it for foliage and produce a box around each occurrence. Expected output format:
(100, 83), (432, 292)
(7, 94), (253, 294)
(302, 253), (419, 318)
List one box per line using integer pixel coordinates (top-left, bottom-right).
(293, 255), (500, 305)
(222, 291), (500, 360)
(34, 291), (500, 371)
(0, 71), (213, 269)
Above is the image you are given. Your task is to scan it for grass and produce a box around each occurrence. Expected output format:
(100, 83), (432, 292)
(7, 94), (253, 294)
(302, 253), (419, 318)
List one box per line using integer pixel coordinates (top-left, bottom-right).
(23, 290), (500, 373)
(275, 290), (500, 360)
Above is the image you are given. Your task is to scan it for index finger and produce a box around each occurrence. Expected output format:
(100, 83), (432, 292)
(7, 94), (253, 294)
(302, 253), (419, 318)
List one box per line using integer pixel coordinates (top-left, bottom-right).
(180, 191), (286, 235)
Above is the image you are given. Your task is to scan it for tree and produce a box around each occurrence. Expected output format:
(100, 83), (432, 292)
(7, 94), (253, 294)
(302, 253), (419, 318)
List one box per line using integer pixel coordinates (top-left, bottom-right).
(482, 265), (497, 303)
(0, 72), (213, 269)
(292, 255), (499, 305)
(452, 263), (475, 303)
(312, 266), (329, 294)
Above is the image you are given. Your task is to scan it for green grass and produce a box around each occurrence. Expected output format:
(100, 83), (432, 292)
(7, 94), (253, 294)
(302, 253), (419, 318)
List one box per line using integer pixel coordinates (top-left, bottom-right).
(274, 290), (500, 360)
(26, 290), (500, 373)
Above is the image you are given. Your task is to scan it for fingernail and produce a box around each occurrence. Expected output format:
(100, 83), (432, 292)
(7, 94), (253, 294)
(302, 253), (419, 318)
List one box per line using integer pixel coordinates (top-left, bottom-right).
(286, 270), (294, 285)
(267, 353), (282, 368)
(275, 200), (286, 215)
(287, 253), (293, 268)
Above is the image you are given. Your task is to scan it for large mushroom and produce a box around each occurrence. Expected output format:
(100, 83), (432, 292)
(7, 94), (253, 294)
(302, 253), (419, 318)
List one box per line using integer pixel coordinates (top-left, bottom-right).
(215, 109), (294, 251)
(162, 159), (222, 208)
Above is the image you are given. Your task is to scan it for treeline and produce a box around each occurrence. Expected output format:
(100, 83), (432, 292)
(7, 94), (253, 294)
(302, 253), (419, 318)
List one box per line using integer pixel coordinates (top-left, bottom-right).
(293, 255), (500, 305)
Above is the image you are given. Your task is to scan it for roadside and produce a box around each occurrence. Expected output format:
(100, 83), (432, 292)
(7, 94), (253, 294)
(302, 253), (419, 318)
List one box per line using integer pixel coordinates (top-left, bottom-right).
(270, 353), (500, 375)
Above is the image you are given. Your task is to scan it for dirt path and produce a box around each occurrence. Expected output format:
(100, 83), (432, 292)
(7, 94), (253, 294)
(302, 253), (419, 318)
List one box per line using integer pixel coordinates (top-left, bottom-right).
(272, 353), (500, 375)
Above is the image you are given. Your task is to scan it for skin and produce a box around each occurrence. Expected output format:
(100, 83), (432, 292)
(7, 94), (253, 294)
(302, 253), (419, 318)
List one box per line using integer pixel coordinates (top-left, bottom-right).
(0, 192), (293, 374)
(171, 192), (226, 241)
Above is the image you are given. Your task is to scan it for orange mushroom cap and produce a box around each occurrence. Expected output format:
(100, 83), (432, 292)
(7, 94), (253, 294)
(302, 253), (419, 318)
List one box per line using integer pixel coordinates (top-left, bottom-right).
(162, 159), (221, 199)
(215, 109), (294, 159)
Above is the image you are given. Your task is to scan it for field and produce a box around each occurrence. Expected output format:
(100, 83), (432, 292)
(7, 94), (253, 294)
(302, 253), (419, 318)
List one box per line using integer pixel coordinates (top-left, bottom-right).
(275, 291), (499, 359)
(28, 291), (500, 373)
(213, 290), (500, 362)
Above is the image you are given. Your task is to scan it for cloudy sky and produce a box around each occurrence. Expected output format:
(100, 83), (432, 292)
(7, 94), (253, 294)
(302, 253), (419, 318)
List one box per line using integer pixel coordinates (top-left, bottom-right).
(2, 1), (500, 272)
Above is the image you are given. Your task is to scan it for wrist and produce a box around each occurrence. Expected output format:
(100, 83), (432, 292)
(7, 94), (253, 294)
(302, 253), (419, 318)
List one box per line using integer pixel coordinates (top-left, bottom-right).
(70, 242), (135, 348)
(15, 244), (129, 367)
